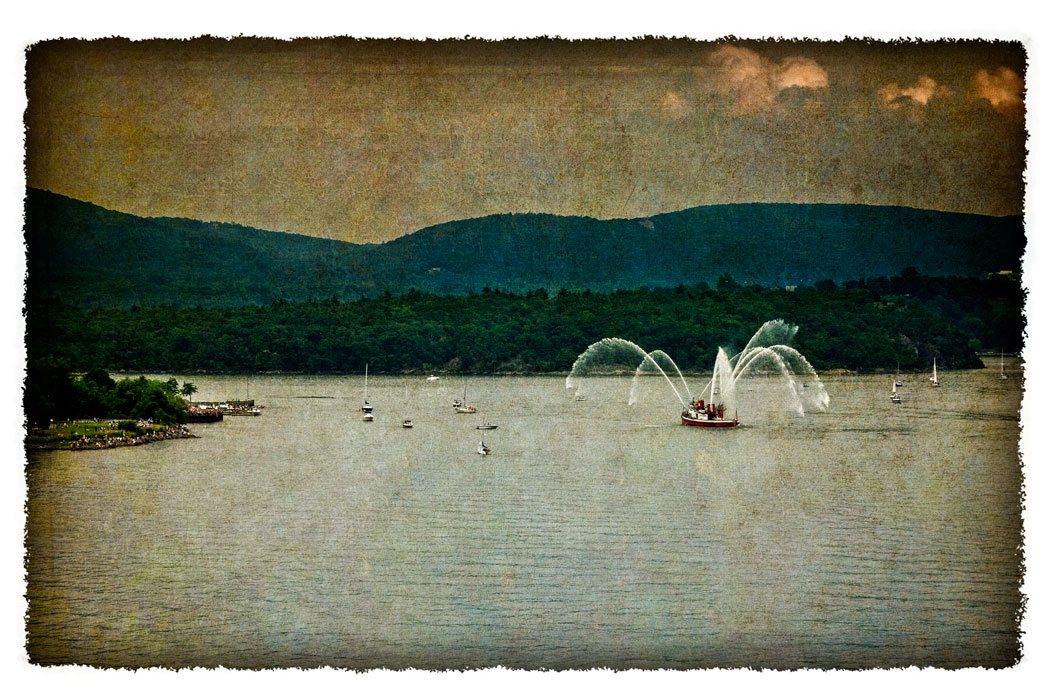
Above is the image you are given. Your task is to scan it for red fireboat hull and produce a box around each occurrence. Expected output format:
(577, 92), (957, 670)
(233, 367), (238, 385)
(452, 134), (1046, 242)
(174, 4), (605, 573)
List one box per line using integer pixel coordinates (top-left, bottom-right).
(681, 415), (739, 428)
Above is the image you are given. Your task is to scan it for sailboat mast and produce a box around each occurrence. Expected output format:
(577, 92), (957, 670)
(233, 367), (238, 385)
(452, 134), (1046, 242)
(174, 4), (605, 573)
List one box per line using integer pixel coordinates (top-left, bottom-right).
(365, 363), (369, 400)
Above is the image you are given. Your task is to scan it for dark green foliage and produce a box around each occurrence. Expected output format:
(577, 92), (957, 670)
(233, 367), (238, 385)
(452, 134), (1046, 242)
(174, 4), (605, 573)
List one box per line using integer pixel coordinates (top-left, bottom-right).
(25, 188), (1024, 308)
(23, 366), (188, 428)
(25, 272), (1021, 377)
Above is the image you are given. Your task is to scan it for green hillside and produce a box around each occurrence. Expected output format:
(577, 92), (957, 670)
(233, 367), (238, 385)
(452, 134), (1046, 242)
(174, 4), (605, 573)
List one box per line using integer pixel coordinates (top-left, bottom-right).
(25, 188), (1024, 308)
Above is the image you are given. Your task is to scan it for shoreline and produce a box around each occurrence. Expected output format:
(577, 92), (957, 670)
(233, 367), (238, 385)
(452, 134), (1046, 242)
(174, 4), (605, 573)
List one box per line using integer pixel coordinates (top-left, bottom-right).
(109, 365), (1012, 379)
(25, 422), (197, 452)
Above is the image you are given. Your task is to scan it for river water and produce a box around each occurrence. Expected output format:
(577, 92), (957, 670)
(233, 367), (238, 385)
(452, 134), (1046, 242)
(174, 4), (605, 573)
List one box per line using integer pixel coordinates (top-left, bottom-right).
(25, 362), (1023, 669)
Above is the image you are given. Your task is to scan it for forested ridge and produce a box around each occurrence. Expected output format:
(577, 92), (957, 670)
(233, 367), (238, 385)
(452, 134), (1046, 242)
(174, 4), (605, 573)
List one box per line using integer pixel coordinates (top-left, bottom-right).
(26, 270), (1023, 375)
(26, 188), (1023, 308)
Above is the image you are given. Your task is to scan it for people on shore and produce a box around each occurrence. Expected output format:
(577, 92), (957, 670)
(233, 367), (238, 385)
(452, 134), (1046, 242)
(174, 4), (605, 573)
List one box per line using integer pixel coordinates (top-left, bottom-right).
(60, 424), (194, 450)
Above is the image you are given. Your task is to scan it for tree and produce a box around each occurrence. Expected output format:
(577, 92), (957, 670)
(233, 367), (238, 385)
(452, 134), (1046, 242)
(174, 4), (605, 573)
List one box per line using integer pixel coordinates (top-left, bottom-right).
(180, 382), (198, 401)
(717, 273), (741, 291)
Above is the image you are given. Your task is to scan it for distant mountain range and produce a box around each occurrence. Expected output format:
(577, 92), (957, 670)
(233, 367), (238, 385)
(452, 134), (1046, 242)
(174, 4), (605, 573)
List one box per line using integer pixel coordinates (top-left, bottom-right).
(25, 188), (1024, 308)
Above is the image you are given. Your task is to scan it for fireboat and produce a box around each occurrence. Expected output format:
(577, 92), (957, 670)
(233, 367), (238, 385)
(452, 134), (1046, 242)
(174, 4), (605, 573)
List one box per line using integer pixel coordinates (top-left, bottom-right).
(681, 398), (739, 428)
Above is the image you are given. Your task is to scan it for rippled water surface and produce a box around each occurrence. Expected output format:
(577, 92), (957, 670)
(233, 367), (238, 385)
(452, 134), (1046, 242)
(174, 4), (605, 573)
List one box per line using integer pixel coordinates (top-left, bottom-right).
(26, 363), (1023, 668)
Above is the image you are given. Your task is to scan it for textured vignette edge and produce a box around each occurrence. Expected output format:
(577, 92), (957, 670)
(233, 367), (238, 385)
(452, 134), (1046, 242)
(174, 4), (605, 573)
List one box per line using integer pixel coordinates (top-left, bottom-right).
(19, 33), (1030, 672)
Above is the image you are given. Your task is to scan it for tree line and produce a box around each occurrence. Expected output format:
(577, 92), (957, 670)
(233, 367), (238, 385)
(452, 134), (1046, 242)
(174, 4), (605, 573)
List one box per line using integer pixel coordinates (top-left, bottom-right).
(24, 362), (193, 428)
(25, 271), (1022, 377)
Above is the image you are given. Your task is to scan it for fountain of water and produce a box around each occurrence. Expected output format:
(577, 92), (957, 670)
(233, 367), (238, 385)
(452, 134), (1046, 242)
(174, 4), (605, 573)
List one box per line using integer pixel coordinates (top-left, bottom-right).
(566, 320), (829, 424)
(629, 349), (692, 407)
(565, 338), (689, 407)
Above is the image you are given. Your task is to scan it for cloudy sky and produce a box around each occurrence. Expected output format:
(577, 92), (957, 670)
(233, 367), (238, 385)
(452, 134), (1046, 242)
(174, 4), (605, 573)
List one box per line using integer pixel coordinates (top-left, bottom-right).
(26, 38), (1025, 243)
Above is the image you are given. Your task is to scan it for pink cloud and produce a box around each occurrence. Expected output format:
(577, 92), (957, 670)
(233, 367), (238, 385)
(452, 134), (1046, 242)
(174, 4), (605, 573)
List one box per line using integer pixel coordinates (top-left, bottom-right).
(775, 57), (829, 90)
(972, 67), (1024, 112)
(706, 46), (828, 113)
(878, 76), (951, 110)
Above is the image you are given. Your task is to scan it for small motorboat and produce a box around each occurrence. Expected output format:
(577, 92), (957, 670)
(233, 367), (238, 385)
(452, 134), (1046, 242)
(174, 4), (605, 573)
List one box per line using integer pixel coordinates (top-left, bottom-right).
(401, 419), (413, 428)
(362, 411), (374, 422)
(574, 395), (587, 401)
(476, 423), (498, 430)
(477, 441), (491, 455)
(427, 375), (440, 382)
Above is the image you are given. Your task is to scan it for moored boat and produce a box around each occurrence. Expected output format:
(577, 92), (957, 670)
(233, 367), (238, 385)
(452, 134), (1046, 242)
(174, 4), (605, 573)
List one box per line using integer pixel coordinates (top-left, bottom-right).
(221, 401), (260, 416)
(455, 382), (477, 413)
(401, 419), (413, 428)
(361, 363), (374, 415)
(929, 357), (939, 387)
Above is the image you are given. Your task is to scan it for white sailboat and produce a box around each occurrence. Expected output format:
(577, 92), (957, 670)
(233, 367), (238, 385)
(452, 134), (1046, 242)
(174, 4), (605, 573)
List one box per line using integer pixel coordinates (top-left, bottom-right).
(1000, 350), (1008, 380)
(895, 362), (903, 387)
(455, 382), (477, 413)
(477, 440), (491, 455)
(890, 378), (902, 403)
(361, 363), (374, 421)
(929, 357), (939, 387)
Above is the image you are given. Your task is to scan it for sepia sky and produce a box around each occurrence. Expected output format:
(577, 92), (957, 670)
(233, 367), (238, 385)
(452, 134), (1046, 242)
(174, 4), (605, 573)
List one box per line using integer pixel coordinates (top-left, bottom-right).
(25, 38), (1026, 243)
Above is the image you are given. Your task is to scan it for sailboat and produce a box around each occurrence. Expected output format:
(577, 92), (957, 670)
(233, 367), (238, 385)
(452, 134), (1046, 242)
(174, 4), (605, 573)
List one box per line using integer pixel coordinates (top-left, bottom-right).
(890, 378), (902, 403)
(895, 362), (903, 387)
(455, 382), (477, 413)
(223, 376), (261, 415)
(361, 364), (374, 421)
(929, 357), (939, 387)
(477, 440), (491, 456)
(1000, 350), (1008, 380)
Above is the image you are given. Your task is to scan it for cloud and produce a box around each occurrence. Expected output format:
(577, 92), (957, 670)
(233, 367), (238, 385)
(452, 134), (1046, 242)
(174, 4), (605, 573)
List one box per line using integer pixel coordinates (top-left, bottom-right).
(972, 67), (1023, 112)
(878, 75), (951, 110)
(705, 46), (828, 113)
(659, 90), (692, 119)
(775, 57), (829, 91)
